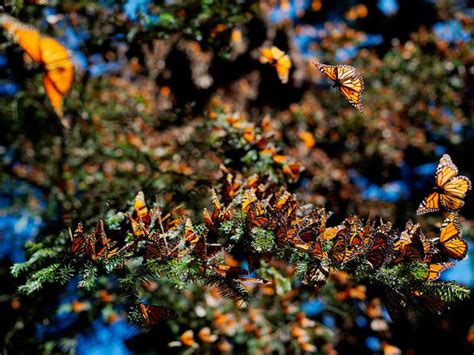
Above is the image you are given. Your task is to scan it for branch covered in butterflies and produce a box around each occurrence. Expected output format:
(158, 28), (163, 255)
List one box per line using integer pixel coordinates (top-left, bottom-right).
(63, 154), (470, 327)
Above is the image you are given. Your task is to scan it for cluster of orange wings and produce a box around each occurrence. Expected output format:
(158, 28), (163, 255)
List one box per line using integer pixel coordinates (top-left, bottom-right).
(69, 220), (119, 261)
(69, 154), (470, 326)
(0, 14), (74, 126)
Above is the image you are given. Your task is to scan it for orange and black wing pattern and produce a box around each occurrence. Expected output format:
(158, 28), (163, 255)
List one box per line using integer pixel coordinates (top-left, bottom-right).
(424, 262), (454, 281)
(0, 14), (74, 125)
(314, 62), (365, 113)
(417, 154), (471, 215)
(438, 213), (467, 260)
(70, 223), (86, 256)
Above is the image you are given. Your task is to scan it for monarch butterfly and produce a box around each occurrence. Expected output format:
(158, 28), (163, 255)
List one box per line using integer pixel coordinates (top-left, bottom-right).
(144, 232), (177, 260)
(241, 189), (257, 213)
(274, 219), (297, 246)
(85, 220), (119, 261)
(138, 303), (178, 328)
(438, 213), (468, 260)
(424, 262), (454, 281)
(274, 191), (291, 210)
(314, 62), (365, 113)
(329, 228), (349, 264)
(259, 46), (292, 84)
(309, 238), (326, 261)
(0, 14), (74, 126)
(366, 222), (395, 269)
(345, 216), (369, 256)
(69, 223), (85, 256)
(417, 154), (472, 215)
(134, 191), (151, 225)
(394, 220), (433, 262)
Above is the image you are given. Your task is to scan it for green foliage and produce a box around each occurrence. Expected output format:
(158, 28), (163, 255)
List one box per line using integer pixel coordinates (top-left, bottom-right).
(251, 227), (276, 253)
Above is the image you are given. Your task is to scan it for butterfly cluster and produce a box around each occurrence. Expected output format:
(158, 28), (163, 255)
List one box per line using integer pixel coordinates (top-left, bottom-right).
(68, 152), (470, 328)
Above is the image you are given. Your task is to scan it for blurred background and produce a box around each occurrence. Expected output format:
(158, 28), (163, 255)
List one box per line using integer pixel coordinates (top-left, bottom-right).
(0, 0), (473, 354)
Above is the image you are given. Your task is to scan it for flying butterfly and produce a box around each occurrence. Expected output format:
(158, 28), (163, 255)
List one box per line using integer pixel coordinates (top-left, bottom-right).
(314, 62), (365, 113)
(259, 46), (292, 84)
(138, 303), (178, 328)
(0, 14), (74, 126)
(438, 213), (468, 260)
(417, 154), (471, 215)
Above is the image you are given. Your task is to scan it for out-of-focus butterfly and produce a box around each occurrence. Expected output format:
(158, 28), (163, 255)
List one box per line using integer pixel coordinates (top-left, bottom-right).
(438, 213), (468, 260)
(129, 191), (152, 238)
(382, 342), (402, 355)
(417, 154), (471, 215)
(302, 263), (330, 292)
(0, 14), (74, 126)
(213, 264), (267, 284)
(314, 62), (365, 113)
(424, 262), (454, 281)
(259, 46), (292, 84)
(345, 4), (368, 21)
(134, 191), (151, 225)
(138, 303), (178, 328)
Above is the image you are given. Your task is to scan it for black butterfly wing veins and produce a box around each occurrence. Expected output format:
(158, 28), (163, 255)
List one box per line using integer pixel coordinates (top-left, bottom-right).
(417, 154), (472, 215)
(335, 65), (365, 113)
(314, 62), (365, 113)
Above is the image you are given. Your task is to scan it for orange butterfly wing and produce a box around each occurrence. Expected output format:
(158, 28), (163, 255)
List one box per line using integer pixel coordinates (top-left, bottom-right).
(442, 176), (471, 199)
(419, 155), (472, 214)
(424, 262), (454, 281)
(1, 15), (74, 124)
(275, 54), (291, 84)
(314, 62), (338, 81)
(337, 65), (364, 112)
(439, 214), (468, 260)
(435, 154), (458, 187)
(339, 86), (364, 113)
(260, 46), (291, 84)
(0, 15), (42, 61)
(416, 191), (440, 215)
(41, 37), (74, 121)
(314, 62), (365, 113)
